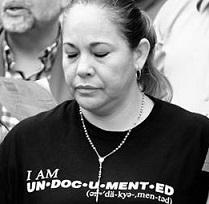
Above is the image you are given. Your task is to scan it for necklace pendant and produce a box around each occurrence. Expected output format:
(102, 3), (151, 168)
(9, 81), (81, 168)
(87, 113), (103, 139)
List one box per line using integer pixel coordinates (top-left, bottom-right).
(79, 94), (145, 203)
(99, 156), (104, 163)
(96, 189), (99, 203)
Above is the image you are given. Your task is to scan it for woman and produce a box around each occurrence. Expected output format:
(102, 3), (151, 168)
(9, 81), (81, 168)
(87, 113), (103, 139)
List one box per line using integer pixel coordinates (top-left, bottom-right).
(0, 0), (208, 203)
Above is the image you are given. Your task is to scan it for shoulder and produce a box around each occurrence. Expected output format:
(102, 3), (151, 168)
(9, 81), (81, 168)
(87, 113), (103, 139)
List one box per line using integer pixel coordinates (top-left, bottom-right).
(150, 96), (209, 149)
(2, 100), (77, 145)
(154, 97), (209, 139)
(152, 96), (209, 129)
(157, 96), (209, 119)
(17, 100), (76, 129)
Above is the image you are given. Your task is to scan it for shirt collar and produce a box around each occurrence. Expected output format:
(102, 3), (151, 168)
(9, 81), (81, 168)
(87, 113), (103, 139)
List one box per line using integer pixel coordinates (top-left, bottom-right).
(197, 0), (209, 12)
(2, 24), (61, 80)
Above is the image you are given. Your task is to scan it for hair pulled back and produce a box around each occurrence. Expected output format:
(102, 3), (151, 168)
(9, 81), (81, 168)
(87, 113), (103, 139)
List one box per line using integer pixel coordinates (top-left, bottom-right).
(65, 0), (172, 101)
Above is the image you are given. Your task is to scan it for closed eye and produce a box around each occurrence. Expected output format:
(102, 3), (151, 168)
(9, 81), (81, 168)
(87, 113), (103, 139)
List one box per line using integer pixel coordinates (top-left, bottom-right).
(66, 53), (78, 58)
(94, 52), (109, 58)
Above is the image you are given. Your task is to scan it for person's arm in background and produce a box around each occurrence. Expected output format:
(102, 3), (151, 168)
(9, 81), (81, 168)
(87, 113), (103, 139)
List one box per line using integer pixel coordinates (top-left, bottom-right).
(136, 0), (168, 75)
(153, 0), (172, 75)
(153, 0), (187, 73)
(153, 2), (173, 102)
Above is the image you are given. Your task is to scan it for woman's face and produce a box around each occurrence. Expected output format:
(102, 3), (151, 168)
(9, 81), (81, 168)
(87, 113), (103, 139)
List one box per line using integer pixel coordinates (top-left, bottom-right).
(63, 4), (138, 113)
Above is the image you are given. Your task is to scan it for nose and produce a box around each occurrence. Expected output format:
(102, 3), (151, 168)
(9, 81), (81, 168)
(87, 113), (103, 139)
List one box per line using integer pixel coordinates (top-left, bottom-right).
(76, 54), (95, 78)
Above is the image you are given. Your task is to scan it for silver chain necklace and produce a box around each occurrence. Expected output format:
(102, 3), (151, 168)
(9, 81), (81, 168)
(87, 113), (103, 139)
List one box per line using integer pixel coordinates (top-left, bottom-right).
(79, 93), (145, 203)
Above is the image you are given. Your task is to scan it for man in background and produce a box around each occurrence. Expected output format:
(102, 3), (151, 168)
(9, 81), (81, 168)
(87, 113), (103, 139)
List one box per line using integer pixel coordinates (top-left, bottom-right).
(154, 0), (209, 201)
(154, 0), (209, 117)
(0, 0), (70, 135)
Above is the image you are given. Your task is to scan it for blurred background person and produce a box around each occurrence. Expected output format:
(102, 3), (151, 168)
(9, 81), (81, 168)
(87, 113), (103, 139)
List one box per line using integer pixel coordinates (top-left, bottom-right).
(154, 0), (209, 117)
(154, 0), (209, 198)
(0, 0), (70, 136)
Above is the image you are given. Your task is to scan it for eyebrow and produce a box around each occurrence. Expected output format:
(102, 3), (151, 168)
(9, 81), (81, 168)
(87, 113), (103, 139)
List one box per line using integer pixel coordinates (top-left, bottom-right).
(63, 42), (76, 48)
(63, 42), (111, 48)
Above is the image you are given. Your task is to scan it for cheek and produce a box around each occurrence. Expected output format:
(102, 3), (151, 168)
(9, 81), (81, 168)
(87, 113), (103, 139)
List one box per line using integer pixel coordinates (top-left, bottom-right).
(64, 70), (74, 87)
(63, 60), (75, 86)
(97, 69), (125, 95)
(33, 4), (60, 21)
(102, 62), (135, 91)
(104, 61), (133, 82)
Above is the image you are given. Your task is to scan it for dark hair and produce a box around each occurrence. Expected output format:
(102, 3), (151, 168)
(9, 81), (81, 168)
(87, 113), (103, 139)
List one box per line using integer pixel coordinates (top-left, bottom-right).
(65, 0), (172, 101)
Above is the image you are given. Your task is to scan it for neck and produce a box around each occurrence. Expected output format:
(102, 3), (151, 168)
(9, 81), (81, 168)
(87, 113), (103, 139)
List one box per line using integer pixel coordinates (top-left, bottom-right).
(6, 21), (60, 54)
(80, 89), (145, 131)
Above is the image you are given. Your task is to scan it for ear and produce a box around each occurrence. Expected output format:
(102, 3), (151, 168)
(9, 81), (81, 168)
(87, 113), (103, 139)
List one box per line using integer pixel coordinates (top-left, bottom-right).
(134, 38), (150, 72)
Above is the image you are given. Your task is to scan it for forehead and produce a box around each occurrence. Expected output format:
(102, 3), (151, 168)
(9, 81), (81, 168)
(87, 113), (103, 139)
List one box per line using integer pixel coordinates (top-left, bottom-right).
(63, 3), (124, 44)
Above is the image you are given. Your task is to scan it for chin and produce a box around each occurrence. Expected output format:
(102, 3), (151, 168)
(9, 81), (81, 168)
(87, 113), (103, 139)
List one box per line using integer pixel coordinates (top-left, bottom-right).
(2, 16), (34, 33)
(76, 96), (103, 112)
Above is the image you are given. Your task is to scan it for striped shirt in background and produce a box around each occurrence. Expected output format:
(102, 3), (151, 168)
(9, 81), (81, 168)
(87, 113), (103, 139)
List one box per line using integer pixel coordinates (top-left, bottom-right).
(0, 26), (61, 138)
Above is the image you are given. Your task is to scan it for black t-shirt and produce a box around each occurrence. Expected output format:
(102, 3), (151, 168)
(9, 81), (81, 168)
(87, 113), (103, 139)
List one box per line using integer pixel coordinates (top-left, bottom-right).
(0, 97), (209, 204)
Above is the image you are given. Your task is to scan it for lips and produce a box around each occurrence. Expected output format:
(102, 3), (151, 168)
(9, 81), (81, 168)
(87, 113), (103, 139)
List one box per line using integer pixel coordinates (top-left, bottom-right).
(76, 85), (98, 89)
(75, 85), (99, 94)
(3, 2), (29, 15)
